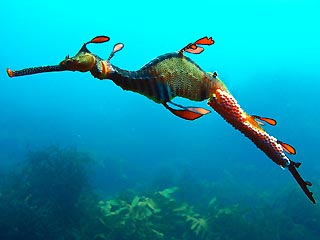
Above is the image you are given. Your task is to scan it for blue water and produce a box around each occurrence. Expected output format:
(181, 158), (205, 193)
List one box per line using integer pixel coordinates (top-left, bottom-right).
(1, 0), (320, 239)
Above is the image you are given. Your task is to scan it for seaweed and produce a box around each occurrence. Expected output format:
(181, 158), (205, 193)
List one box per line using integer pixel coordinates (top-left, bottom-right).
(0, 146), (97, 239)
(1, 146), (319, 240)
(96, 187), (215, 240)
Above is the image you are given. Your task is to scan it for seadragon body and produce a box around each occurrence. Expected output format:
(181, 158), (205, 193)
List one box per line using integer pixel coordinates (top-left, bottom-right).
(7, 36), (315, 203)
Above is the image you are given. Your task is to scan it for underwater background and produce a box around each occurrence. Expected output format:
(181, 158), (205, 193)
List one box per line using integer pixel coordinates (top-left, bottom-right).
(1, 0), (320, 239)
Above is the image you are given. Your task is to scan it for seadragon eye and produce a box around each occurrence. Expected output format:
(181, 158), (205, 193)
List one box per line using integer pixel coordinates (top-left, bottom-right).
(59, 57), (78, 69)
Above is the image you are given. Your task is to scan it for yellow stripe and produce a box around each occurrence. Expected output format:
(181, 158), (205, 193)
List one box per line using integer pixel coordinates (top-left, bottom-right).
(101, 61), (108, 75)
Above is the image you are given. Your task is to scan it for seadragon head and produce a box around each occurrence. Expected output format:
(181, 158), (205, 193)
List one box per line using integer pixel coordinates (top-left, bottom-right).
(59, 36), (111, 72)
(60, 52), (96, 72)
(6, 36), (123, 78)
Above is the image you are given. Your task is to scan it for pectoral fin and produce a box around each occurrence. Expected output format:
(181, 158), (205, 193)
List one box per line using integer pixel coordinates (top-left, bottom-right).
(163, 102), (211, 120)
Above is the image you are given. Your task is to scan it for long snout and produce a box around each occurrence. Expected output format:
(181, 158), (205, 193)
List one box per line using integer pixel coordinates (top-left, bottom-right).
(7, 65), (66, 78)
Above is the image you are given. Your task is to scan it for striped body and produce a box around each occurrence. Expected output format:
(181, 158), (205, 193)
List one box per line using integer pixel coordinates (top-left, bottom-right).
(98, 53), (217, 103)
(208, 88), (290, 167)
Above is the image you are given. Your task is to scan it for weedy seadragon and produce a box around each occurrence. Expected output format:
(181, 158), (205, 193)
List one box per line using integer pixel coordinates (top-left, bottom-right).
(7, 35), (315, 204)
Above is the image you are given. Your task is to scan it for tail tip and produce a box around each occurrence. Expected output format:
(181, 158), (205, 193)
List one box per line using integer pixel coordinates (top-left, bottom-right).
(6, 68), (14, 78)
(295, 162), (302, 168)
